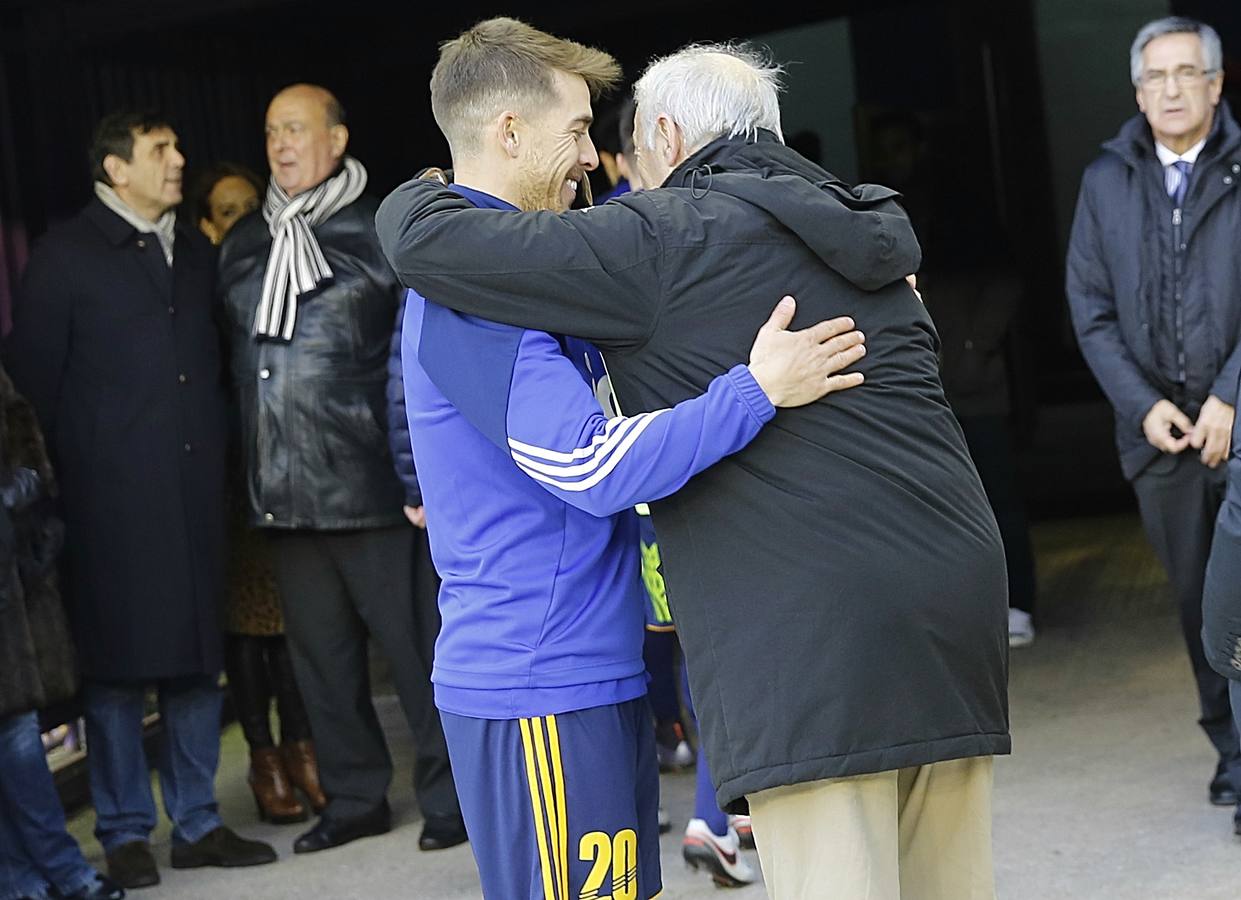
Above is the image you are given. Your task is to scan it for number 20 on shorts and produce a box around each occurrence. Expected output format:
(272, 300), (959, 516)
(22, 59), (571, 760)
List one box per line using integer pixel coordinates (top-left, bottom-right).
(578, 828), (638, 900)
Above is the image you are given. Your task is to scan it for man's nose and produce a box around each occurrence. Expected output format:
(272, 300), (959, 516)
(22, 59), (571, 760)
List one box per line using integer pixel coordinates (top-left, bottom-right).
(581, 136), (600, 172)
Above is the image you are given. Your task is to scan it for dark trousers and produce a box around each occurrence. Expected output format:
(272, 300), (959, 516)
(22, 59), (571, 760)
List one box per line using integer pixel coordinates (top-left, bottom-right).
(223, 634), (312, 750)
(1133, 451), (1241, 783)
(268, 525), (459, 822)
(642, 629), (681, 724)
(959, 415), (1037, 615)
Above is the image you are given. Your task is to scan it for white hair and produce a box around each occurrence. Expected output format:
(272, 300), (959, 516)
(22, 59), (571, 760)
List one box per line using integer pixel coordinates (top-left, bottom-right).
(633, 43), (784, 155)
(1130, 16), (1223, 85)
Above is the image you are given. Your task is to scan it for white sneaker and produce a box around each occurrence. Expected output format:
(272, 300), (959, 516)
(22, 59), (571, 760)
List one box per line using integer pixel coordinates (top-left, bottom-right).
(1008, 608), (1035, 648)
(728, 813), (754, 849)
(682, 818), (757, 887)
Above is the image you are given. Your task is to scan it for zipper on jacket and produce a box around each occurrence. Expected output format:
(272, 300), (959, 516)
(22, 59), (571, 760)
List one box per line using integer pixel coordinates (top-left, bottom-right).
(1172, 206), (1187, 383)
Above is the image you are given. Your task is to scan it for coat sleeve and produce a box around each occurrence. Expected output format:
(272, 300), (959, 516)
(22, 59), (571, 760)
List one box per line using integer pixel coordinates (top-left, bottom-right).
(1065, 173), (1164, 429)
(1210, 344), (1241, 406)
(386, 291), (422, 507)
(1202, 410), (1241, 678)
(375, 179), (663, 353)
(444, 328), (774, 518)
(3, 243), (73, 443)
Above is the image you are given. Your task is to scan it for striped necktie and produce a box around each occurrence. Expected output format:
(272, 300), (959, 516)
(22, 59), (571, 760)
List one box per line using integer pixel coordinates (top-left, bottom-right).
(1167, 159), (1193, 208)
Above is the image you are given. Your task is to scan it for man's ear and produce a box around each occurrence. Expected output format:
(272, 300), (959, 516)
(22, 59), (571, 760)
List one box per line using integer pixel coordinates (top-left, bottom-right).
(658, 115), (683, 167)
(496, 112), (521, 159)
(330, 123), (349, 159)
(102, 154), (128, 187)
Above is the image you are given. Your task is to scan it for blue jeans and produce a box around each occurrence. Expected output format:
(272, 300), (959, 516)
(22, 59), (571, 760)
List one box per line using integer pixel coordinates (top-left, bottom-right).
(84, 675), (223, 852)
(0, 711), (99, 900)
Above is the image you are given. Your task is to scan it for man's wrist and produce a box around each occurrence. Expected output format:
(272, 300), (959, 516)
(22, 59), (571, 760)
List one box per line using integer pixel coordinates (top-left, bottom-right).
(734, 365), (778, 421)
(745, 362), (783, 407)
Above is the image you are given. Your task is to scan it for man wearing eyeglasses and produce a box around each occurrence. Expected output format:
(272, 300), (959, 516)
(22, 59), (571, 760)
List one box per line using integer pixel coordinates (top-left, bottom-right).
(1068, 16), (1241, 836)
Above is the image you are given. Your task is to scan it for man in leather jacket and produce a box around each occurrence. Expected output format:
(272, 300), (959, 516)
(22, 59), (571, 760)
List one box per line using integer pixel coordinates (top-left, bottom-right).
(217, 83), (464, 855)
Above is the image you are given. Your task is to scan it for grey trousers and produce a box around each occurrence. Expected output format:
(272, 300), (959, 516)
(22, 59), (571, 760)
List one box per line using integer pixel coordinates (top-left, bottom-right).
(269, 525), (460, 822)
(1133, 451), (1241, 784)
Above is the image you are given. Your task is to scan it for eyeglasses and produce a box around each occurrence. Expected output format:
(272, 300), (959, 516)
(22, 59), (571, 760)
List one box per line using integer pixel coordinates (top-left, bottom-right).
(1139, 66), (1219, 91)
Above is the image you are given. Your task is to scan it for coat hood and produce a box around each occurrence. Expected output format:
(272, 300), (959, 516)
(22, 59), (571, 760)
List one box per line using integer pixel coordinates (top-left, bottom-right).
(663, 130), (921, 291)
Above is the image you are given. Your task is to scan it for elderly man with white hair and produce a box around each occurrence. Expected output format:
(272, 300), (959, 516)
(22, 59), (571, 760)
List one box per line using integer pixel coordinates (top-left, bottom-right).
(378, 35), (1009, 899)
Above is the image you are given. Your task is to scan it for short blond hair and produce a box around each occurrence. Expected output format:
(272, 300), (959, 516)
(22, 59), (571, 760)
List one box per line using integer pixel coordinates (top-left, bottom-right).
(431, 17), (621, 158)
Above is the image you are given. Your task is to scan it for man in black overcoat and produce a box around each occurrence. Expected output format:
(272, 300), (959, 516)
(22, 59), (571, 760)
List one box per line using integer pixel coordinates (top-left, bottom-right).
(6, 110), (276, 889)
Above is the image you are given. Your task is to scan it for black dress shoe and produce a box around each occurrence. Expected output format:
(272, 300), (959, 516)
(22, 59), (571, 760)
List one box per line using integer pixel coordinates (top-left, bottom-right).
(1234, 804), (1241, 836)
(51, 874), (126, 899)
(169, 825), (277, 869)
(418, 815), (468, 851)
(1209, 766), (1239, 806)
(293, 802), (391, 854)
(105, 841), (158, 889)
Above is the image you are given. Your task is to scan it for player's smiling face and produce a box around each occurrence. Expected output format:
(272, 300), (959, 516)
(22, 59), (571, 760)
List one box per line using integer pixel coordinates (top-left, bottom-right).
(513, 69), (599, 212)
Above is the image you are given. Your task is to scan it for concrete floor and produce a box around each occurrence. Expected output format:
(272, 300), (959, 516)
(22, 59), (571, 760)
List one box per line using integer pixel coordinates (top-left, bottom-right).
(63, 512), (1241, 898)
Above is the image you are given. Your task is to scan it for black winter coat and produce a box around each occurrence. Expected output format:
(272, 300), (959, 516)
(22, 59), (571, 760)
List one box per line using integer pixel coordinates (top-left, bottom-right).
(1067, 104), (1241, 480)
(0, 363), (75, 718)
(377, 132), (1010, 809)
(217, 196), (405, 530)
(6, 199), (227, 681)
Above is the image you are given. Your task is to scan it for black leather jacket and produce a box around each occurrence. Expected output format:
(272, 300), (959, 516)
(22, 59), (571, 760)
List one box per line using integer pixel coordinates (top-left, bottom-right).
(218, 195), (405, 529)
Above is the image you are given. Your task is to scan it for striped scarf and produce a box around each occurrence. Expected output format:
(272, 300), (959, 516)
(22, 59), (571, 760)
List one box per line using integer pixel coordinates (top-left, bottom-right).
(254, 156), (367, 341)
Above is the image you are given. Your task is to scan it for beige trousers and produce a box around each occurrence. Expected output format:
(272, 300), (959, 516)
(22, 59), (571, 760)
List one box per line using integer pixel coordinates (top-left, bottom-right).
(747, 755), (996, 900)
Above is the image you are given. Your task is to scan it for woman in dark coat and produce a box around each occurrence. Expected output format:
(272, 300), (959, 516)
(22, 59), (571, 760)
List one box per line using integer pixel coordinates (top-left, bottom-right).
(0, 362), (124, 900)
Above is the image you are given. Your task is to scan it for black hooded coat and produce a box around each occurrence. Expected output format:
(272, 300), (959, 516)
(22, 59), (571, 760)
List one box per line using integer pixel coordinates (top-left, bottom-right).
(376, 132), (1010, 809)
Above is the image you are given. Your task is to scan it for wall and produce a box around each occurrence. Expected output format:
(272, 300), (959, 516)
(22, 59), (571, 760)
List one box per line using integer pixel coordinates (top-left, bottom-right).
(752, 18), (859, 182)
(1033, 0), (1170, 252)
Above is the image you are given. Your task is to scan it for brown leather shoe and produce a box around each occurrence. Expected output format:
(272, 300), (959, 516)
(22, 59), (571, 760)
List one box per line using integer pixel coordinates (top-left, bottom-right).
(281, 740), (328, 813)
(249, 746), (308, 824)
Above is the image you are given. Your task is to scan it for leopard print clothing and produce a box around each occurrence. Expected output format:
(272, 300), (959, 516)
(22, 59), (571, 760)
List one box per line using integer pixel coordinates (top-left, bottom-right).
(225, 515), (284, 636)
